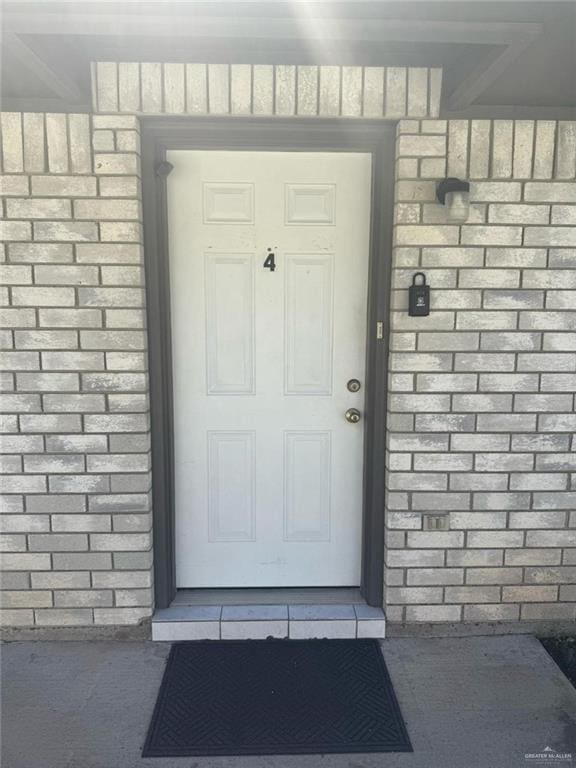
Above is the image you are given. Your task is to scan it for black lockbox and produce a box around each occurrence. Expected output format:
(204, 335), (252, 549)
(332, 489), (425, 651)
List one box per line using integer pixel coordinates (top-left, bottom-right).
(408, 272), (430, 316)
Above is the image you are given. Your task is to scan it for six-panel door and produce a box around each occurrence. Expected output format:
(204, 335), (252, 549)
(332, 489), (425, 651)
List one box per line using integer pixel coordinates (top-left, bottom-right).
(167, 150), (372, 587)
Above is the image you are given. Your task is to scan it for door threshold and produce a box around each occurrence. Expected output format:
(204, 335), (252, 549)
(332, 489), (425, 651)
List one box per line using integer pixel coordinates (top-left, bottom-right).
(172, 587), (365, 606)
(152, 588), (385, 641)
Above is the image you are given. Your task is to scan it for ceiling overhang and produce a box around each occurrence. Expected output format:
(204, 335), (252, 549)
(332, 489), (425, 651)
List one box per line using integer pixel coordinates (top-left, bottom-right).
(1, 2), (574, 117)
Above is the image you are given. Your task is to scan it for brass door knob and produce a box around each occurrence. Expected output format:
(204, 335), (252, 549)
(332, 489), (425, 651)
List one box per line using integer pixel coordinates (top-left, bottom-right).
(345, 408), (361, 423)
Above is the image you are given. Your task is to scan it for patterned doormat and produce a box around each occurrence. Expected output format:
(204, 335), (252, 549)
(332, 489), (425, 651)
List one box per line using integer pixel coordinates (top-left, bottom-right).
(142, 638), (412, 757)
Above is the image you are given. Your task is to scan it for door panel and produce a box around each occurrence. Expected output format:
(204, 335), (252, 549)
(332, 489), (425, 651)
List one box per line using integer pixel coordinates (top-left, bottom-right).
(284, 254), (334, 395)
(283, 430), (331, 542)
(207, 431), (256, 542)
(205, 253), (255, 394)
(168, 150), (372, 587)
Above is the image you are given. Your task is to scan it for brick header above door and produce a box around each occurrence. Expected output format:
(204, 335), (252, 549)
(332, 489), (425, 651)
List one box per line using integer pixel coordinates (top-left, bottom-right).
(91, 63), (442, 119)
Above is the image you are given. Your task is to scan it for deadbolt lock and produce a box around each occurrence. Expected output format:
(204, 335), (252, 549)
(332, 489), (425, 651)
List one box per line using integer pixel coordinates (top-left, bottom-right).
(347, 378), (362, 393)
(345, 408), (362, 424)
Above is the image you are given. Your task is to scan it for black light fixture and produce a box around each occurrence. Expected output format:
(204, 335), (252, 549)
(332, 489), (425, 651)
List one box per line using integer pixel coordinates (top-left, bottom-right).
(436, 177), (471, 223)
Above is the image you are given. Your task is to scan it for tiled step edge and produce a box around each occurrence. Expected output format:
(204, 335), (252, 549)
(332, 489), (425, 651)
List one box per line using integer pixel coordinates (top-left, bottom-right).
(152, 604), (386, 641)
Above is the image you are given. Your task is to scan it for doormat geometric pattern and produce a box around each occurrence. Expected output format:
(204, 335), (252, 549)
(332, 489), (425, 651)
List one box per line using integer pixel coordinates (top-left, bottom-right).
(142, 638), (412, 756)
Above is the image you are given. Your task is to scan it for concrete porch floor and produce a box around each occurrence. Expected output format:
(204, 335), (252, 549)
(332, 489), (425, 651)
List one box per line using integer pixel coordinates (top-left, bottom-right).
(2, 635), (575, 768)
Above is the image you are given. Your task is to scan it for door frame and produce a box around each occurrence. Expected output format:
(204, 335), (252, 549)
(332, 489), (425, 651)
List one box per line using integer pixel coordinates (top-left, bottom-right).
(141, 117), (395, 608)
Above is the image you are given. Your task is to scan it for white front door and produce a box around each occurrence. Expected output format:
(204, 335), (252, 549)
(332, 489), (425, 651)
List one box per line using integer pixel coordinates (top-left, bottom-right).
(168, 150), (372, 587)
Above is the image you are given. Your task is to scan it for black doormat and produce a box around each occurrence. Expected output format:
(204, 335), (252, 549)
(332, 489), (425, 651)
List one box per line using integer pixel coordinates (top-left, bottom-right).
(142, 639), (412, 757)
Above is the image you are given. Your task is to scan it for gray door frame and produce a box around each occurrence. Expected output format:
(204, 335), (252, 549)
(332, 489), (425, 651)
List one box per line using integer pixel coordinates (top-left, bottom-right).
(140, 117), (395, 608)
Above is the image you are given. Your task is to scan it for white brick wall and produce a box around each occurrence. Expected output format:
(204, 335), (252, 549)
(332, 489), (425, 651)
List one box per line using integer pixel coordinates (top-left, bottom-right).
(0, 112), (152, 629)
(91, 62), (442, 119)
(1, 105), (575, 630)
(387, 119), (576, 624)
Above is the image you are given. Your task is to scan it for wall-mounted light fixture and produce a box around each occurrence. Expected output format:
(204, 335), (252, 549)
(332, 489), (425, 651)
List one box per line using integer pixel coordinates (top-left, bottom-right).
(436, 177), (470, 223)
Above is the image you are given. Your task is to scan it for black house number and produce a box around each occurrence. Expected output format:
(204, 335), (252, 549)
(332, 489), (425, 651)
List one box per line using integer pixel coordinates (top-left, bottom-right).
(263, 250), (276, 272)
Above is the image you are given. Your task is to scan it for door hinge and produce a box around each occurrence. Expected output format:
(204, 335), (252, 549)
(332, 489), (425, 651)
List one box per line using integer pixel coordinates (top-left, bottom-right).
(376, 321), (384, 339)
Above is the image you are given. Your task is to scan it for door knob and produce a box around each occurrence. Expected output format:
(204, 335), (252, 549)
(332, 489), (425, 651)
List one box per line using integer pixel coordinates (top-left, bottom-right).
(345, 408), (361, 423)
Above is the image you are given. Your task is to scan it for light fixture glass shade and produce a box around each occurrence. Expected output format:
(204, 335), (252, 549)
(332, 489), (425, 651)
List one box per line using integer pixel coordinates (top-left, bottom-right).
(444, 189), (470, 223)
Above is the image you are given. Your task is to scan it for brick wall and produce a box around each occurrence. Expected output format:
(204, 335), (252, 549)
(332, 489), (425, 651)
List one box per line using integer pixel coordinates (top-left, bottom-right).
(1, 106), (575, 631)
(386, 119), (576, 624)
(92, 62), (442, 119)
(0, 113), (153, 629)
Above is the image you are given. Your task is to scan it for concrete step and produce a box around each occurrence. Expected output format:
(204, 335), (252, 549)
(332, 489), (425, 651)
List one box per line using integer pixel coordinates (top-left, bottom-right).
(152, 603), (386, 641)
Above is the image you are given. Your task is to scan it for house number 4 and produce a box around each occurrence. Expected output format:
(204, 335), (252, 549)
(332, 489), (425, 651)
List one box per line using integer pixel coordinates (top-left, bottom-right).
(263, 249), (276, 272)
